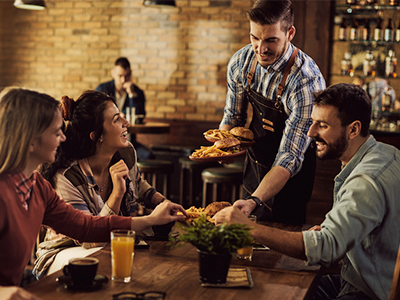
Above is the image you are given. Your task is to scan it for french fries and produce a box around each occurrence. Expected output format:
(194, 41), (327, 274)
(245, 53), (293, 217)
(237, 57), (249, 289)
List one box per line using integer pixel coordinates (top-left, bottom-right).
(203, 129), (234, 140)
(191, 145), (231, 158)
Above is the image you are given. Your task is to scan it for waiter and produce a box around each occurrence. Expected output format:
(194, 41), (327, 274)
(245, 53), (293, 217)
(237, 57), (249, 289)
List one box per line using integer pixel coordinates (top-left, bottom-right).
(220, 0), (326, 224)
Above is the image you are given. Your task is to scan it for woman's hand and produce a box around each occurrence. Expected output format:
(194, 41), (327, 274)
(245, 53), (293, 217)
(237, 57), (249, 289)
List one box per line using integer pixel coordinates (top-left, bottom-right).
(148, 201), (188, 225)
(109, 159), (129, 198)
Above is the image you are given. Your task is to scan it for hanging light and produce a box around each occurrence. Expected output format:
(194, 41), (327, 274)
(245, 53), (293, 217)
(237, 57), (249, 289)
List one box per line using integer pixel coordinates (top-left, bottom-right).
(14, 0), (46, 10)
(143, 0), (176, 7)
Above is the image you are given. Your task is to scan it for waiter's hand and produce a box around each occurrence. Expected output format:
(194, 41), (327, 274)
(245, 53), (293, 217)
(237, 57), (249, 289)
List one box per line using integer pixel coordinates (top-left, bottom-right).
(262, 118), (274, 132)
(233, 199), (256, 216)
(123, 82), (137, 98)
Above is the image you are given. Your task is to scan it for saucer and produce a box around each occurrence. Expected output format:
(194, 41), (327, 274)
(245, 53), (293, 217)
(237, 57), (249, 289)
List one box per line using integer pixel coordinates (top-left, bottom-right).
(57, 274), (108, 291)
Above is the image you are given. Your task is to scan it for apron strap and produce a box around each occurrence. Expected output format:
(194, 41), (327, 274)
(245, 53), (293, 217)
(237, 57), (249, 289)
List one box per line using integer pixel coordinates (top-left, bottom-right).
(276, 47), (299, 101)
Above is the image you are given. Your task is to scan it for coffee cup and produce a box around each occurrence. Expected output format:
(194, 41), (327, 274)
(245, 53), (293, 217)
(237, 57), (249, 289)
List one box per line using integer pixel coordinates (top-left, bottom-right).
(63, 257), (99, 286)
(152, 221), (175, 237)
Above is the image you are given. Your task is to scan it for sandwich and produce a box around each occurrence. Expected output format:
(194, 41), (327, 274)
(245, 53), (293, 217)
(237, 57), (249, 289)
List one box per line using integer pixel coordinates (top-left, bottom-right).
(229, 127), (254, 142)
(214, 138), (241, 153)
(203, 201), (232, 217)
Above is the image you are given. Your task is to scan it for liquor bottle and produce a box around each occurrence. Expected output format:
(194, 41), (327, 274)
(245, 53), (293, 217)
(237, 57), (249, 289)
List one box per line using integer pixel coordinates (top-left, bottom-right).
(385, 50), (397, 77)
(366, 0), (377, 4)
(390, 0), (399, 5)
(350, 18), (359, 41)
(382, 88), (393, 111)
(362, 18), (371, 41)
(374, 18), (383, 42)
(363, 51), (376, 76)
(346, 0), (357, 4)
(384, 18), (394, 42)
(341, 52), (354, 76)
(396, 21), (400, 42)
(339, 18), (348, 41)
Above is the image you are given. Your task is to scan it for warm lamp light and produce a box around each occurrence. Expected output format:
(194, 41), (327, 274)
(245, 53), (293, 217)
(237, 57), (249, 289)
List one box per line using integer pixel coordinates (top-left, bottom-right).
(14, 0), (46, 10)
(143, 0), (176, 7)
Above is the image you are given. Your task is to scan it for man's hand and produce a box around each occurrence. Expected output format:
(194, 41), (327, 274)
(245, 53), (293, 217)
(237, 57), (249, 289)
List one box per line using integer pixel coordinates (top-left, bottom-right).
(0, 286), (42, 300)
(214, 206), (252, 226)
(232, 199), (256, 216)
(123, 82), (137, 98)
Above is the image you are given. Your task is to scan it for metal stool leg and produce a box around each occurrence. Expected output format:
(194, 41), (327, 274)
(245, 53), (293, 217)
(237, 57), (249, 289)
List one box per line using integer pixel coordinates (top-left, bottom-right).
(212, 183), (218, 203)
(202, 181), (207, 208)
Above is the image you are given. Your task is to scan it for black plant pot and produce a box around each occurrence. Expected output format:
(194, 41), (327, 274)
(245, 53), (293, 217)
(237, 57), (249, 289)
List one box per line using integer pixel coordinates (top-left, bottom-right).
(197, 250), (232, 284)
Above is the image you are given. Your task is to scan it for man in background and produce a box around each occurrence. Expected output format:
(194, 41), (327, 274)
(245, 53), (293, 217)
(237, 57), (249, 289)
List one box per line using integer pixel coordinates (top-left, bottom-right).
(96, 57), (151, 159)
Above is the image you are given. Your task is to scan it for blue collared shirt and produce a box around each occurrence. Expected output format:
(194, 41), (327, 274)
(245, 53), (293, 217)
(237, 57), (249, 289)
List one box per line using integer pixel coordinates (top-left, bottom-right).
(220, 43), (326, 176)
(303, 136), (400, 300)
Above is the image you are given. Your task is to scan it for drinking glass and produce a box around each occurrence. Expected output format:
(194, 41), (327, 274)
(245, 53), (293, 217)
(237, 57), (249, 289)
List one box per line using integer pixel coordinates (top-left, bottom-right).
(236, 215), (257, 261)
(111, 230), (135, 282)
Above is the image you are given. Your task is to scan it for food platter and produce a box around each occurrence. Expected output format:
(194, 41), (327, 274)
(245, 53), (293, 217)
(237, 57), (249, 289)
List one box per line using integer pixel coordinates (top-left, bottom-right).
(189, 149), (246, 162)
(204, 136), (255, 147)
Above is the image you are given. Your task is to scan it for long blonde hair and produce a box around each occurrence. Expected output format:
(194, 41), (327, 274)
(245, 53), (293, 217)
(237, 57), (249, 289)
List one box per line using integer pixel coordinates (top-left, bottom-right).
(0, 87), (60, 174)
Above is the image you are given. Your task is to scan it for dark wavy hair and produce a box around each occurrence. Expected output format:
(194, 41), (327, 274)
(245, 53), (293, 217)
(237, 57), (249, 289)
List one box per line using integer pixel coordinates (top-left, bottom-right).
(247, 0), (294, 32)
(41, 90), (116, 187)
(313, 83), (371, 137)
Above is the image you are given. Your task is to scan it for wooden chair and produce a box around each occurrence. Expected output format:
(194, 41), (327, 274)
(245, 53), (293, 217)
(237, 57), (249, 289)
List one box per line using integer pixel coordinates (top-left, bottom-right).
(389, 243), (400, 300)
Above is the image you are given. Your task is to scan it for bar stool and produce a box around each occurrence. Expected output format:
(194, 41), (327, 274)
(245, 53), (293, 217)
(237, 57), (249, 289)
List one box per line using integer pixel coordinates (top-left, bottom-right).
(179, 157), (219, 207)
(137, 159), (174, 198)
(201, 167), (244, 208)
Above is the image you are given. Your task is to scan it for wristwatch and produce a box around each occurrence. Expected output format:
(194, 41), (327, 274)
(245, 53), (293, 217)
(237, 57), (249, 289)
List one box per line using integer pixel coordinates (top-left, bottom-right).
(246, 195), (263, 207)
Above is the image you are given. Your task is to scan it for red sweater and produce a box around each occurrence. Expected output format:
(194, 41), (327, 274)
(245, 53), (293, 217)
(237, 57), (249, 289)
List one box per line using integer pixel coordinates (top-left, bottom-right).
(0, 172), (132, 286)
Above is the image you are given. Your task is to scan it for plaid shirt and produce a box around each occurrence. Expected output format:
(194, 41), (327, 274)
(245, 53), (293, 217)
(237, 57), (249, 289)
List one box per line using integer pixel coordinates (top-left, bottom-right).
(9, 172), (36, 210)
(220, 43), (326, 176)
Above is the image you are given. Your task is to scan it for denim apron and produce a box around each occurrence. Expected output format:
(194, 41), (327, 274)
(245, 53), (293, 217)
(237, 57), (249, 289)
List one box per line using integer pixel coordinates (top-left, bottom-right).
(243, 48), (316, 224)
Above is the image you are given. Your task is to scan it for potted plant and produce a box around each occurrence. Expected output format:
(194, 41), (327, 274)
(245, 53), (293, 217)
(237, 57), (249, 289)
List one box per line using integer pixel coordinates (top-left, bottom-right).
(170, 214), (254, 284)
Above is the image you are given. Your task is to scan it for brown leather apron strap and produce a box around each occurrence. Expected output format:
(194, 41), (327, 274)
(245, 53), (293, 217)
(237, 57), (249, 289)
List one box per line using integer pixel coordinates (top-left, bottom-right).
(276, 47), (299, 101)
(247, 55), (258, 85)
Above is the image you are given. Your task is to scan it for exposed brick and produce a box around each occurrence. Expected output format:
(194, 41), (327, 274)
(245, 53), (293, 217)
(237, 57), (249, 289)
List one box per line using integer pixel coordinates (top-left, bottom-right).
(0, 0), (255, 125)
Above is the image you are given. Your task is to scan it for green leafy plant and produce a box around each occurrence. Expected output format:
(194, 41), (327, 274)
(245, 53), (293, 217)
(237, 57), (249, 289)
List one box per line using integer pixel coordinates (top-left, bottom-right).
(170, 214), (255, 254)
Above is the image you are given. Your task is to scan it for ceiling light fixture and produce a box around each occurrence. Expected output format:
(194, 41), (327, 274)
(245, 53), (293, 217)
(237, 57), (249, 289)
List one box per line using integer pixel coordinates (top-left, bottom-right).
(14, 0), (46, 10)
(143, 0), (176, 7)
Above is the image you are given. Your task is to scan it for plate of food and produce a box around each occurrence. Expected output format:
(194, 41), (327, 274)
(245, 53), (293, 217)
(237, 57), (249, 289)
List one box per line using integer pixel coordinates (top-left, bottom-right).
(189, 138), (246, 162)
(177, 201), (232, 224)
(203, 127), (255, 148)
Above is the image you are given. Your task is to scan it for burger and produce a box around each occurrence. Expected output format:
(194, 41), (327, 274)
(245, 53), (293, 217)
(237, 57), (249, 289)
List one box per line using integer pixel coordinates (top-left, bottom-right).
(204, 201), (232, 217)
(229, 127), (254, 142)
(214, 138), (241, 153)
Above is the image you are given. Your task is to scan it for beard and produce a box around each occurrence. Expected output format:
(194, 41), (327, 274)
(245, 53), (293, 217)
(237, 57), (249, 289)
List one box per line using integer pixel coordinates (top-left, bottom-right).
(314, 129), (348, 161)
(257, 40), (288, 68)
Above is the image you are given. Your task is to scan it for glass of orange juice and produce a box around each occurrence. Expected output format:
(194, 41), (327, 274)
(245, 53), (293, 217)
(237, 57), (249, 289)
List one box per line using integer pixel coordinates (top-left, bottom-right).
(236, 215), (257, 261)
(111, 229), (135, 282)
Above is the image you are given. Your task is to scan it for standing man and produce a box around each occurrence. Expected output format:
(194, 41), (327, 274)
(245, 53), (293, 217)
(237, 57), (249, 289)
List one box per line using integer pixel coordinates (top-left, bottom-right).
(220, 0), (326, 223)
(96, 57), (151, 159)
(215, 83), (400, 300)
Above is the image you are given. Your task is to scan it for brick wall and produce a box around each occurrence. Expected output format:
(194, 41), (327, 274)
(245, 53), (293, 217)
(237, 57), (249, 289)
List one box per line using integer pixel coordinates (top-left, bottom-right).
(0, 0), (255, 122)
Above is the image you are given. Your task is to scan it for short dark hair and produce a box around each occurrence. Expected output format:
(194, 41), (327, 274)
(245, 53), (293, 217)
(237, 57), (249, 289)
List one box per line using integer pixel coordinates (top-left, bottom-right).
(115, 57), (131, 70)
(247, 0), (294, 32)
(313, 83), (371, 137)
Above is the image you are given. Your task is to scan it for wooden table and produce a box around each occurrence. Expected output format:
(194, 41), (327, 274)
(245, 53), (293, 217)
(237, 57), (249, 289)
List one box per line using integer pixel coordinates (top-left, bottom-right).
(128, 122), (170, 135)
(25, 224), (323, 300)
